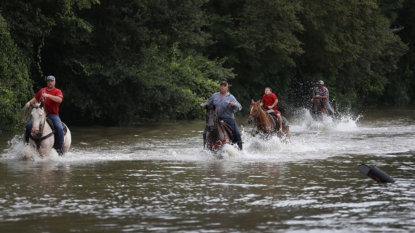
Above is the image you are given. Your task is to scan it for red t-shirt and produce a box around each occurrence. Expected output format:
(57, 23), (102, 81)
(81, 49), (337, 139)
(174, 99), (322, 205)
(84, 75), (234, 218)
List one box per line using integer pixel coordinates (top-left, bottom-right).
(261, 93), (280, 114)
(34, 87), (63, 115)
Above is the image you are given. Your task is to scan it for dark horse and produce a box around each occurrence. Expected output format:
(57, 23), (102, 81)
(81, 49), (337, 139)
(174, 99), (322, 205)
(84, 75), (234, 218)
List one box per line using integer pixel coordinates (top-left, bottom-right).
(203, 105), (233, 151)
(310, 97), (330, 121)
(247, 99), (290, 139)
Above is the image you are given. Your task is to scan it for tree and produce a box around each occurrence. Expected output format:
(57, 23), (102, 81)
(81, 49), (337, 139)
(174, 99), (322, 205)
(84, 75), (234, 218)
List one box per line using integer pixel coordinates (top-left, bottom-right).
(0, 14), (32, 131)
(296, 0), (407, 109)
(40, 0), (233, 124)
(383, 0), (415, 105)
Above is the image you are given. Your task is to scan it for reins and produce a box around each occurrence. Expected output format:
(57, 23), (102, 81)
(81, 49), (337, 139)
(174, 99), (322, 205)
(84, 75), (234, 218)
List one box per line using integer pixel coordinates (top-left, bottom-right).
(217, 103), (232, 119)
(29, 107), (54, 149)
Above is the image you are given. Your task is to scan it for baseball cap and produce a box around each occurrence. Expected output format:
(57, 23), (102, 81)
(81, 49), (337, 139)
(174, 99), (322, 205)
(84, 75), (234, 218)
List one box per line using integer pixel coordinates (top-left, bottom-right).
(46, 75), (56, 81)
(220, 81), (228, 86)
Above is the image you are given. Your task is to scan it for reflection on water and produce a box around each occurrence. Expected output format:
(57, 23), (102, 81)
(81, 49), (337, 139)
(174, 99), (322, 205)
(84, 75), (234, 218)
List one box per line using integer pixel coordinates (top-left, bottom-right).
(0, 108), (415, 232)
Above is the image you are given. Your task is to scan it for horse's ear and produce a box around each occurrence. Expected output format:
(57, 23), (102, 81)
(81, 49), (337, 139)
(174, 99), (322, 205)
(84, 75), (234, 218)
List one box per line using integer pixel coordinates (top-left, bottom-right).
(251, 99), (255, 104)
(256, 100), (261, 105)
(39, 102), (44, 109)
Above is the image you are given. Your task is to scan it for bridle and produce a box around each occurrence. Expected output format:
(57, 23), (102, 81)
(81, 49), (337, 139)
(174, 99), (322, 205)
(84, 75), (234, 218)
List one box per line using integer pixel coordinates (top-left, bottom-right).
(29, 106), (54, 149)
(249, 104), (260, 118)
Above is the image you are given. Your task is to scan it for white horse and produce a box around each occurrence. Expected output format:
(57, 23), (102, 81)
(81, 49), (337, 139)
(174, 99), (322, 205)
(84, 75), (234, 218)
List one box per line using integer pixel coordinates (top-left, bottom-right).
(25, 103), (71, 158)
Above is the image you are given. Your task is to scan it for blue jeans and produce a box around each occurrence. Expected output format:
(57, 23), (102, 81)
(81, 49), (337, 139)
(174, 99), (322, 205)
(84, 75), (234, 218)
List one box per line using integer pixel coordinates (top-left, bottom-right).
(203, 118), (242, 143)
(25, 114), (64, 150)
(324, 101), (335, 119)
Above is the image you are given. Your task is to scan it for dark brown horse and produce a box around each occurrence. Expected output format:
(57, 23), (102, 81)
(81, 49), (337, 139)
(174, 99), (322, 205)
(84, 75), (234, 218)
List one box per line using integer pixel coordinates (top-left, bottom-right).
(204, 105), (232, 151)
(310, 98), (329, 121)
(247, 99), (290, 139)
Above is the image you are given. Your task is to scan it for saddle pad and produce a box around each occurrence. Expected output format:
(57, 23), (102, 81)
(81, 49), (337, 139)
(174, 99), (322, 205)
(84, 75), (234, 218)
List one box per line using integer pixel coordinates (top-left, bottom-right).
(266, 109), (274, 114)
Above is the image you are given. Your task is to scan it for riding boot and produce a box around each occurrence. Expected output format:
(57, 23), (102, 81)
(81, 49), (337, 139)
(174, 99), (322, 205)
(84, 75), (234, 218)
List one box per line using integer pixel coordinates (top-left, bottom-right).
(237, 141), (243, 150)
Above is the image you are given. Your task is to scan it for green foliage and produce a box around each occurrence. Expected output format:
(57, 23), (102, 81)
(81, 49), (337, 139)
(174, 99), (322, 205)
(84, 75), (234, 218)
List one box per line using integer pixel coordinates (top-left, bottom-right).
(382, 0), (415, 106)
(236, 0), (304, 68)
(0, 14), (32, 131)
(38, 0), (232, 124)
(0, 0), (413, 129)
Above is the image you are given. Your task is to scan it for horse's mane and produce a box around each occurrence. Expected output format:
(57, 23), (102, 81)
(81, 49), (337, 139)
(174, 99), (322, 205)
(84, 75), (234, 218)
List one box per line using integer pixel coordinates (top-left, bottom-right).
(20, 102), (43, 123)
(251, 101), (268, 118)
(20, 106), (32, 123)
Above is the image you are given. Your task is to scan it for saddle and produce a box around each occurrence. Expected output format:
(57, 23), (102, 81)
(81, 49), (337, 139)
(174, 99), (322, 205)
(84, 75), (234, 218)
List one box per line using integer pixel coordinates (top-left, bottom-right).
(45, 118), (68, 149)
(218, 119), (234, 141)
(266, 109), (283, 131)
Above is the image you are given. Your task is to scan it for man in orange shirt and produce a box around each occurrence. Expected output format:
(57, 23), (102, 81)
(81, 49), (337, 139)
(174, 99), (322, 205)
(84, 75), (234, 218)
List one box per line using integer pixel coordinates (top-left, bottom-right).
(261, 87), (283, 131)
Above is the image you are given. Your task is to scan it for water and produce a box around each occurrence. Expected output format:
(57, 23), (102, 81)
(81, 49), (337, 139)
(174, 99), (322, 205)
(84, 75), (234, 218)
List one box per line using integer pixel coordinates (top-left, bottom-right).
(1, 107), (415, 232)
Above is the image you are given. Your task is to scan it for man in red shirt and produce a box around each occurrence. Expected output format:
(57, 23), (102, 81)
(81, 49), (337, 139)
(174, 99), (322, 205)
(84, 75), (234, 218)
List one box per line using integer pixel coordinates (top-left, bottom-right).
(25, 75), (65, 155)
(261, 87), (283, 131)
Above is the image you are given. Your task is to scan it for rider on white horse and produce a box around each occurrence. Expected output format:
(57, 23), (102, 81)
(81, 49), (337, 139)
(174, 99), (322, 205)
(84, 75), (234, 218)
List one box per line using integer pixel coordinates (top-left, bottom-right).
(25, 75), (65, 156)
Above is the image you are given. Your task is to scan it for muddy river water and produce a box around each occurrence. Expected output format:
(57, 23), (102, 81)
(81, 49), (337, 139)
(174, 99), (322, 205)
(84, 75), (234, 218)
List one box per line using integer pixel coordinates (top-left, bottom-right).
(0, 107), (414, 232)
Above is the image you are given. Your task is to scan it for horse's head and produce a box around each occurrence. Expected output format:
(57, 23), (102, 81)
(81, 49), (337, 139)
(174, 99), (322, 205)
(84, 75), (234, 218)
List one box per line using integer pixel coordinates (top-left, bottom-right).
(247, 99), (262, 124)
(31, 103), (45, 135)
(205, 105), (217, 132)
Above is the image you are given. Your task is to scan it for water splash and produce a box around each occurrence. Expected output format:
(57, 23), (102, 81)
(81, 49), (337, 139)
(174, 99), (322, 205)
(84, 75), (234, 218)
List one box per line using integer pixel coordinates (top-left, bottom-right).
(334, 114), (362, 132)
(290, 108), (361, 132)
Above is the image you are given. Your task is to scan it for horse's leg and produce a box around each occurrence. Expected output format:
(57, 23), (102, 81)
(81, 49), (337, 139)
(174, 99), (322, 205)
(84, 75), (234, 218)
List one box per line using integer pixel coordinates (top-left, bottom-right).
(41, 126), (54, 157)
(63, 127), (72, 154)
(284, 125), (291, 138)
(278, 116), (289, 138)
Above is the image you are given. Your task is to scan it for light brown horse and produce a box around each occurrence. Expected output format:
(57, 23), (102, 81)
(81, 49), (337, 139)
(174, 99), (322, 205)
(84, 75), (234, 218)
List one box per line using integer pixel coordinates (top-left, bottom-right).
(247, 99), (290, 139)
(310, 98), (329, 121)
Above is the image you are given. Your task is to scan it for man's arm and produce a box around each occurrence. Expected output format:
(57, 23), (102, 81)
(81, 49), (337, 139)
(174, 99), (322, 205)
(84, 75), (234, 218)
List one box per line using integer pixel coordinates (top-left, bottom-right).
(270, 98), (278, 109)
(325, 88), (329, 100)
(229, 95), (242, 111)
(200, 96), (213, 108)
(25, 97), (37, 108)
(312, 88), (317, 98)
(43, 93), (63, 103)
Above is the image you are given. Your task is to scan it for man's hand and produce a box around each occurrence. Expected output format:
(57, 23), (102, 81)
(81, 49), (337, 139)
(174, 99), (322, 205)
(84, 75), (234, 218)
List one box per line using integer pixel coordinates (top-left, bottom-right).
(200, 103), (205, 108)
(25, 102), (31, 108)
(229, 102), (235, 107)
(268, 106), (273, 109)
